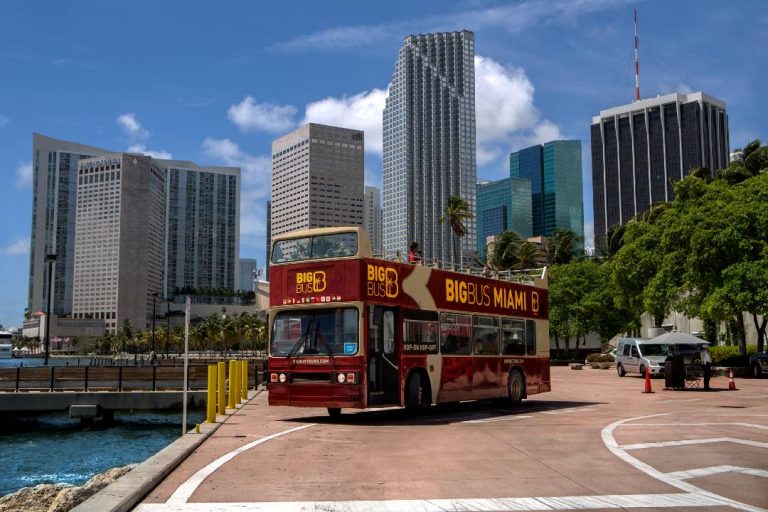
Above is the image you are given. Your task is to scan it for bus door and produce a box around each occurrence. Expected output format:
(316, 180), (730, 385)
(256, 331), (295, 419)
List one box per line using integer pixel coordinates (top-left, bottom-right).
(367, 305), (399, 405)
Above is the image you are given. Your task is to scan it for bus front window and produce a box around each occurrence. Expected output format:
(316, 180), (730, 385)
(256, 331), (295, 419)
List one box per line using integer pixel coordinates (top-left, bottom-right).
(271, 307), (359, 357)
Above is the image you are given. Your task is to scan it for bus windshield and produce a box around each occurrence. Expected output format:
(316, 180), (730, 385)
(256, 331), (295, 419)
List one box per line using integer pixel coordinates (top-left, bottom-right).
(271, 307), (359, 357)
(271, 232), (358, 264)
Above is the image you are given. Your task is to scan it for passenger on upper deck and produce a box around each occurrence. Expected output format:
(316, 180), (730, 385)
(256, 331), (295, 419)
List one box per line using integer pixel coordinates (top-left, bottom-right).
(407, 241), (423, 264)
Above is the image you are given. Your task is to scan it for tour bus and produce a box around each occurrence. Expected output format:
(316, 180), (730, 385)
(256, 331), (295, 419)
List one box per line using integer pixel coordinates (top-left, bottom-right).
(267, 226), (550, 416)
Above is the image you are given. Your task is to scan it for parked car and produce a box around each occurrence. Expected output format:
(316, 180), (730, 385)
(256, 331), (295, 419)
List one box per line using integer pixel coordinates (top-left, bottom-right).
(749, 350), (768, 378)
(615, 337), (701, 377)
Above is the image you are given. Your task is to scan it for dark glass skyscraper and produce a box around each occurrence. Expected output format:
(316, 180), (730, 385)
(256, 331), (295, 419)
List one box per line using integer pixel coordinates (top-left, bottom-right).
(591, 92), (729, 251)
(383, 30), (476, 265)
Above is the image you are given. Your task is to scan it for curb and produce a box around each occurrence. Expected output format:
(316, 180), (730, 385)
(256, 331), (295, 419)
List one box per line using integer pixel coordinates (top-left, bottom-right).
(71, 388), (263, 512)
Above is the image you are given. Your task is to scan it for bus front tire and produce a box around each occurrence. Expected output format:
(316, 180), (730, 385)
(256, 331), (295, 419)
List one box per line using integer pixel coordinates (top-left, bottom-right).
(508, 370), (524, 405)
(405, 372), (424, 410)
(327, 408), (341, 417)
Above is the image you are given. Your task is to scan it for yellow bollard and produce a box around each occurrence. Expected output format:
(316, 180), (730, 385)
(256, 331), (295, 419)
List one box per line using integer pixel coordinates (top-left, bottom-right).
(241, 360), (248, 400)
(217, 361), (226, 415)
(206, 364), (216, 423)
(233, 358), (241, 404)
(227, 360), (237, 409)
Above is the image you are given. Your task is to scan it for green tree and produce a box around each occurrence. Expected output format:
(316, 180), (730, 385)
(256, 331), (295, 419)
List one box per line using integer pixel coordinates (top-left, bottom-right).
(440, 195), (472, 266)
(544, 229), (582, 265)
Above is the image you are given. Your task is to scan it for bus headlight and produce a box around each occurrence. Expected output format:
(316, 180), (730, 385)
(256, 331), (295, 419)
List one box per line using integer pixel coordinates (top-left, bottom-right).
(279, 373), (287, 383)
(337, 373), (346, 383)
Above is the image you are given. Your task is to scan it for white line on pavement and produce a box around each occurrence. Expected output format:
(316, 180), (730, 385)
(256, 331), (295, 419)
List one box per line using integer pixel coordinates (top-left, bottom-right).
(628, 422), (768, 430)
(463, 415), (532, 424)
(166, 424), (315, 505)
(135, 492), (730, 511)
(667, 465), (768, 480)
(621, 437), (768, 450)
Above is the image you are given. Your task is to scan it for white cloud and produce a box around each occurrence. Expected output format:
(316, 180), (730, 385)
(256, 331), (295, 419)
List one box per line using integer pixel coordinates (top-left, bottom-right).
(658, 81), (693, 95)
(116, 113), (149, 142)
(303, 88), (388, 154)
(127, 144), (173, 160)
(15, 161), (32, 188)
(474, 55), (563, 163)
(227, 96), (297, 133)
(201, 138), (271, 243)
(4, 237), (29, 255)
(0, 114), (8, 127)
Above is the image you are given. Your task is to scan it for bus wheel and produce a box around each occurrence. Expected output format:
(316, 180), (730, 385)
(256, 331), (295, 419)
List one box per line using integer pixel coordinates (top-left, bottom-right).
(405, 372), (423, 410)
(508, 370), (524, 405)
(327, 408), (341, 417)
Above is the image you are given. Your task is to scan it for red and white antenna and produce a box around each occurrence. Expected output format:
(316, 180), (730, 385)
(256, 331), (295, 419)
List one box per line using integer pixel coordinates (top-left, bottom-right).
(634, 8), (640, 101)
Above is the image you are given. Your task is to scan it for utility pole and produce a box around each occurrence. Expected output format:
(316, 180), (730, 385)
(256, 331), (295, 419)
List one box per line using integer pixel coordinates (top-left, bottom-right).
(44, 254), (58, 366)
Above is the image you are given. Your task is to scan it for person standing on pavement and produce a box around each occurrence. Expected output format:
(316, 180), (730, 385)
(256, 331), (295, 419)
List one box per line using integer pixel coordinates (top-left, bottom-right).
(700, 343), (712, 390)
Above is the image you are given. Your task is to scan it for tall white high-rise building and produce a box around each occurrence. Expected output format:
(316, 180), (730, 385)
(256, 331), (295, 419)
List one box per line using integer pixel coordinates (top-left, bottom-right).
(271, 123), (364, 238)
(363, 186), (383, 255)
(72, 154), (165, 333)
(382, 30), (477, 265)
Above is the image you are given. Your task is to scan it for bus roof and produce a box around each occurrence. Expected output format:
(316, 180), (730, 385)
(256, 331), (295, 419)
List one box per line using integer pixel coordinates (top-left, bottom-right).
(271, 226), (373, 260)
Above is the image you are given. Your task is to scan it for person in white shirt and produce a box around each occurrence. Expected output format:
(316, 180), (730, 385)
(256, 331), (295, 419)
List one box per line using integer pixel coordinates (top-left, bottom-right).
(700, 343), (712, 390)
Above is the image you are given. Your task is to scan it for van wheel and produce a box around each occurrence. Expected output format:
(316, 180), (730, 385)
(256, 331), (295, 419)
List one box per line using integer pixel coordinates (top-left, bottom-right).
(753, 363), (762, 378)
(327, 408), (341, 417)
(508, 370), (524, 405)
(405, 373), (423, 410)
(617, 363), (626, 377)
(639, 365), (646, 378)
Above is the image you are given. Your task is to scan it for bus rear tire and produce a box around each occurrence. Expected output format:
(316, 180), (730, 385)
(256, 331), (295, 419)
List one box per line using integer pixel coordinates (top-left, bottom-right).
(327, 408), (341, 417)
(405, 372), (424, 411)
(508, 370), (524, 405)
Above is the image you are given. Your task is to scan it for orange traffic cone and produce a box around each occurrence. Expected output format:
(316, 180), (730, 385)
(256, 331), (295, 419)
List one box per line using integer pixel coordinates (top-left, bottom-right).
(728, 368), (737, 390)
(642, 366), (654, 394)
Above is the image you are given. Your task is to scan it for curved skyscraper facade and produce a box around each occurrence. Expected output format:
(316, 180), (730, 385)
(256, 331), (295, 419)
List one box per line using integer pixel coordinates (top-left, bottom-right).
(382, 30), (476, 265)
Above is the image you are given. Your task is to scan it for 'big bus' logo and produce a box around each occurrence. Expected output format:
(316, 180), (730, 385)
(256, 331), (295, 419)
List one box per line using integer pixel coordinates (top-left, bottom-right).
(295, 271), (326, 294)
(366, 264), (399, 299)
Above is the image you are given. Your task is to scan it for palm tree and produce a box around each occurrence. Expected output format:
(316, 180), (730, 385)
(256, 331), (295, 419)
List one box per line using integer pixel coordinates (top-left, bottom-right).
(544, 229), (582, 265)
(490, 231), (543, 270)
(439, 196), (473, 266)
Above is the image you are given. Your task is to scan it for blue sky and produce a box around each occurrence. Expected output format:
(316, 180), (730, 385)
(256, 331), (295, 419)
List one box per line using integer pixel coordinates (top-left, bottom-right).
(1, 0), (766, 329)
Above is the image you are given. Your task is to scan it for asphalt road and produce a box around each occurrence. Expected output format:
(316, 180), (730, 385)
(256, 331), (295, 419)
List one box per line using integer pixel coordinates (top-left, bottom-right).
(136, 366), (768, 512)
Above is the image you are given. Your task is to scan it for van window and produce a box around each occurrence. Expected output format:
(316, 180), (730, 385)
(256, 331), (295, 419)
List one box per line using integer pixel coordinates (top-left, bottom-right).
(622, 344), (631, 356)
(631, 346), (639, 357)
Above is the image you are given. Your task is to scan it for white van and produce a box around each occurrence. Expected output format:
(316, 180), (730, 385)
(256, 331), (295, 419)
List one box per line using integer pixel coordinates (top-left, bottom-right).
(615, 337), (701, 377)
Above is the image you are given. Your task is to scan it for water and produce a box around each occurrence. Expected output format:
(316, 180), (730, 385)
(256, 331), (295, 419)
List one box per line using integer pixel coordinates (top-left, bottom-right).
(0, 409), (205, 496)
(0, 357), (147, 368)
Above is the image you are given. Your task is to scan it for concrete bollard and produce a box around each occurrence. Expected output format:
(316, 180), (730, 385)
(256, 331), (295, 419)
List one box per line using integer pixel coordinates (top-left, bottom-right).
(206, 364), (217, 423)
(241, 360), (248, 400)
(217, 361), (226, 415)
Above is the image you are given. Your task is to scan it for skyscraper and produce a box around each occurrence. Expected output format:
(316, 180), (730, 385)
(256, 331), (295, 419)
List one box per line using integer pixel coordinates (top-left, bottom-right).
(265, 200), (272, 281)
(382, 30), (477, 265)
(163, 160), (240, 298)
(28, 134), (241, 320)
(591, 92), (729, 249)
(475, 178), (532, 259)
(270, 123), (364, 238)
(363, 186), (383, 255)
(72, 154), (165, 332)
(238, 258), (258, 292)
(28, 133), (112, 316)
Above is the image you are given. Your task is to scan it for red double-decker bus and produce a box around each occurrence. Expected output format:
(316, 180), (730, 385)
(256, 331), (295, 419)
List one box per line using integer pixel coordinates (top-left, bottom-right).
(267, 227), (550, 416)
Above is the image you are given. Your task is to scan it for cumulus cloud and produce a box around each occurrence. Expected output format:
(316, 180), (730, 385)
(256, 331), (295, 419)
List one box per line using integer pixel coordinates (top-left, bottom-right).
(474, 55), (563, 163)
(4, 237), (29, 255)
(227, 96), (297, 133)
(15, 162), (32, 188)
(201, 138), (271, 244)
(116, 113), (149, 142)
(127, 144), (173, 160)
(0, 114), (8, 127)
(303, 89), (388, 154)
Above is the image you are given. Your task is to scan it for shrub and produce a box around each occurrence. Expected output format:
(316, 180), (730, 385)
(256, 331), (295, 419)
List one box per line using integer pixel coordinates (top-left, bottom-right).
(709, 345), (757, 366)
(586, 353), (602, 363)
(597, 353), (614, 363)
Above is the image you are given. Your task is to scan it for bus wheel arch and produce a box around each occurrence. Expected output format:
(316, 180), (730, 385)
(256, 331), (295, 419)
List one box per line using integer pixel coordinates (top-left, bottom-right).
(508, 367), (526, 405)
(404, 368), (431, 410)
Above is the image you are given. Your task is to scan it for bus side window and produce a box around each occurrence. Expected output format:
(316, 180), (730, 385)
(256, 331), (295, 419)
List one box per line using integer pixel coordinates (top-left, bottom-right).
(501, 318), (525, 356)
(525, 320), (536, 356)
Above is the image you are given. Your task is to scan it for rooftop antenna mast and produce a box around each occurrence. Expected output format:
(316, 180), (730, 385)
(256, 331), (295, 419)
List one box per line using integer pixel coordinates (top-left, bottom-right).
(634, 8), (640, 101)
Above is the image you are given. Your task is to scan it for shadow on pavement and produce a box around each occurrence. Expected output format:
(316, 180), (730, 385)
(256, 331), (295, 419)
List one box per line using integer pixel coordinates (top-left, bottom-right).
(280, 399), (604, 427)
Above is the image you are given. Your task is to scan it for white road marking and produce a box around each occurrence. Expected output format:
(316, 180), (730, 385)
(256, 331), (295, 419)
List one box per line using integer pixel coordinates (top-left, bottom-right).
(135, 492), (731, 511)
(601, 413), (767, 512)
(628, 422), (768, 430)
(660, 398), (702, 403)
(667, 465), (768, 480)
(166, 424), (315, 505)
(621, 437), (768, 450)
(541, 407), (594, 415)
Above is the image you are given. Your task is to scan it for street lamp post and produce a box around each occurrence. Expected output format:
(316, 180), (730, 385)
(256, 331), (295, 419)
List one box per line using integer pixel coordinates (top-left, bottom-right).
(44, 254), (58, 366)
(151, 292), (158, 364)
(165, 297), (171, 358)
